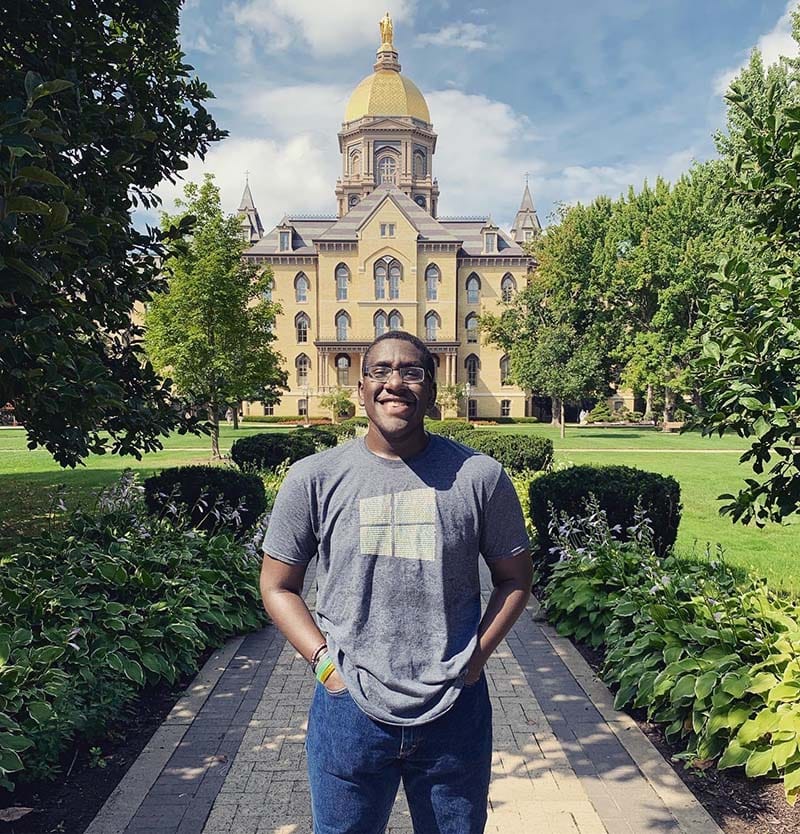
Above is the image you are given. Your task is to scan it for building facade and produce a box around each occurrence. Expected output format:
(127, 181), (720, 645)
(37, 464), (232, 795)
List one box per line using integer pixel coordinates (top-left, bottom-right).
(240, 17), (543, 420)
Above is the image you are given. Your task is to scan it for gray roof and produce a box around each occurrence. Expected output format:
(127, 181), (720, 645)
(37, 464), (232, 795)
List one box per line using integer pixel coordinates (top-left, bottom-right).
(246, 218), (335, 256)
(438, 219), (525, 257)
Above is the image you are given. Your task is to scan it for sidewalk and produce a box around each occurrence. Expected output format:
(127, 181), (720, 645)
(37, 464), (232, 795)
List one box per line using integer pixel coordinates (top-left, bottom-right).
(85, 566), (722, 834)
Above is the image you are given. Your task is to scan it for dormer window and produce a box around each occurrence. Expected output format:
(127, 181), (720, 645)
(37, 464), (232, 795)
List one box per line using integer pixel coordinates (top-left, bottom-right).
(279, 229), (291, 251)
(484, 232), (496, 253)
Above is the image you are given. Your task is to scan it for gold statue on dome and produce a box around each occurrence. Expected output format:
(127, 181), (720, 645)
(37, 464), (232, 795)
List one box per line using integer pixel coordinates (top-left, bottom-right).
(379, 12), (394, 47)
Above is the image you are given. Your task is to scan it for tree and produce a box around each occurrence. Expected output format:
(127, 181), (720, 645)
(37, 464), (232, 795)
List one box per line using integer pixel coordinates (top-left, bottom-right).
(145, 175), (287, 458)
(319, 388), (353, 424)
(436, 384), (464, 419)
(1, 0), (225, 467)
(693, 48), (800, 525)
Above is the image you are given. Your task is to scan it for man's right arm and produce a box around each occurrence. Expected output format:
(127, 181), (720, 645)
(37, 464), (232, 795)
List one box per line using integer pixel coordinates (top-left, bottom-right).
(259, 554), (346, 691)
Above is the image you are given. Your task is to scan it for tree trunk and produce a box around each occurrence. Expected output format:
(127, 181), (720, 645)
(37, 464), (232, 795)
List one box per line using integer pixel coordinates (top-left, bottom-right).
(232, 406), (239, 430)
(560, 399), (566, 439)
(662, 386), (676, 429)
(551, 396), (561, 427)
(645, 384), (654, 422)
(210, 411), (221, 458)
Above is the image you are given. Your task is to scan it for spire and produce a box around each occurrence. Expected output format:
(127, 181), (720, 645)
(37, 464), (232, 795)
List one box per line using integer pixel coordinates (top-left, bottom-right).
(374, 12), (401, 72)
(236, 178), (264, 243)
(510, 175), (541, 244)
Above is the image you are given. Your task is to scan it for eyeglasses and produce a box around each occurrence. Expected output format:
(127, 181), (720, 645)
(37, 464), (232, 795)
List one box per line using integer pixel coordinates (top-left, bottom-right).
(363, 365), (426, 383)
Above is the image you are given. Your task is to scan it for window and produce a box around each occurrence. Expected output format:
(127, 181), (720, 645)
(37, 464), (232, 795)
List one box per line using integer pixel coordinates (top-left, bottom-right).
(298, 398), (308, 417)
(465, 313), (478, 344)
(501, 400), (511, 418)
(524, 229), (533, 242)
(468, 399), (477, 419)
(279, 230), (291, 251)
(262, 278), (274, 303)
(378, 155), (397, 184)
(264, 403), (274, 416)
(413, 151), (426, 177)
(374, 262), (386, 299)
(501, 274), (516, 303)
(415, 195), (426, 209)
(500, 354), (511, 385)
(380, 223), (396, 237)
(348, 194), (359, 208)
(465, 354), (479, 386)
(388, 262), (400, 299)
(295, 313), (309, 343)
(388, 310), (402, 331)
(425, 311), (440, 341)
(336, 311), (350, 341)
(296, 354), (310, 386)
(295, 272), (309, 303)
(374, 311), (387, 338)
(336, 264), (349, 301)
(350, 150), (361, 175)
(425, 264), (439, 301)
(484, 232), (496, 253)
(336, 354), (351, 386)
(466, 274), (480, 304)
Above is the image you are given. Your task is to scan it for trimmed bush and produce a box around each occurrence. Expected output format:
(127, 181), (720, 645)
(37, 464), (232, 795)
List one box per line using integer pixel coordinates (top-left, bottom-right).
(426, 419), (475, 442)
(231, 431), (317, 470)
(529, 465), (681, 562)
(241, 415), (330, 424)
(586, 402), (614, 423)
(481, 416), (540, 424)
(296, 425), (341, 448)
(144, 466), (266, 535)
(464, 432), (553, 473)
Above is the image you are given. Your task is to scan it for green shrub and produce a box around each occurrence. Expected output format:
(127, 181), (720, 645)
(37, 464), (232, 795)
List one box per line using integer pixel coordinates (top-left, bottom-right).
(529, 465), (681, 563)
(340, 416), (368, 431)
(464, 432), (553, 473)
(231, 431), (317, 470)
(586, 402), (614, 423)
(296, 425), (341, 448)
(426, 419), (475, 442)
(486, 416), (540, 424)
(143, 466), (266, 535)
(0, 473), (266, 790)
(241, 415), (330, 424)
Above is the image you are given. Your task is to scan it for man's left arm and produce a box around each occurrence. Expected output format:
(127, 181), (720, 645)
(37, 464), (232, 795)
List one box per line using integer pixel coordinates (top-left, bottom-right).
(465, 551), (532, 684)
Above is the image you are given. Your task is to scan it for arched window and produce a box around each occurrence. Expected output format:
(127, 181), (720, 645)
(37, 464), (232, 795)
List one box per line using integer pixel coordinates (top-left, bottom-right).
(413, 151), (426, 177)
(350, 150), (361, 176)
(378, 155), (397, 184)
(388, 261), (401, 299)
(336, 263), (349, 301)
(335, 310), (350, 341)
(465, 313), (479, 344)
(262, 277), (274, 303)
(295, 312), (310, 343)
(388, 310), (402, 331)
(465, 354), (479, 386)
(466, 273), (480, 305)
(374, 262), (386, 299)
(425, 311), (440, 342)
(501, 273), (516, 303)
(336, 354), (351, 386)
(296, 353), (310, 386)
(500, 354), (511, 385)
(425, 264), (439, 301)
(294, 272), (309, 303)
(374, 310), (387, 338)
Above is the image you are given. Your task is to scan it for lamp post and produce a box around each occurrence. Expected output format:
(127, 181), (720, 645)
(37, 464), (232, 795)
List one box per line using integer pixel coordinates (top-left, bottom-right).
(464, 381), (471, 423)
(303, 384), (310, 426)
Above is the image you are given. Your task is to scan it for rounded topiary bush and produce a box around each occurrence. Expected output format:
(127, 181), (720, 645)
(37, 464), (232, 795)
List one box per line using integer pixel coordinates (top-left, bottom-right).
(464, 432), (553, 472)
(296, 425), (341, 448)
(426, 419), (475, 442)
(231, 431), (317, 471)
(529, 464), (681, 563)
(144, 466), (266, 535)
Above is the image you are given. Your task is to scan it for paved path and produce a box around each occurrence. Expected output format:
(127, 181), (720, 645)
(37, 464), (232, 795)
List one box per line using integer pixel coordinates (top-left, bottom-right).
(85, 567), (722, 834)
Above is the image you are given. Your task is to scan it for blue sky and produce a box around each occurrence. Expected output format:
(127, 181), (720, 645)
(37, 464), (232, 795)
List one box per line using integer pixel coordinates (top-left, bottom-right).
(154, 0), (799, 232)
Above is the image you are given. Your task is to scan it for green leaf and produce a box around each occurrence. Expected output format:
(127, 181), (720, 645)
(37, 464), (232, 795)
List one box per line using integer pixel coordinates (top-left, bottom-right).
(773, 738), (798, 769)
(6, 196), (50, 215)
(97, 564), (128, 585)
(768, 683), (800, 705)
(671, 674), (697, 702)
(695, 671), (718, 700)
(785, 764), (800, 805)
(16, 166), (66, 187)
(721, 672), (751, 699)
(123, 659), (144, 686)
(106, 652), (124, 673)
(28, 702), (52, 724)
(748, 672), (779, 695)
(718, 739), (751, 769)
(739, 397), (764, 411)
(29, 79), (74, 102)
(745, 747), (775, 777)
(0, 734), (33, 752)
(0, 749), (23, 773)
(11, 629), (32, 647)
(24, 71), (44, 99)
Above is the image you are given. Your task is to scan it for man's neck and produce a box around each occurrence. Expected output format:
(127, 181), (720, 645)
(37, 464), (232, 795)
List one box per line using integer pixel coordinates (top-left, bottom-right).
(364, 427), (430, 460)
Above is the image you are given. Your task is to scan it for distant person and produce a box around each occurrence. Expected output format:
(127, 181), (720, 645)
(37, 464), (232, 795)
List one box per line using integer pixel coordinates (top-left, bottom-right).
(260, 331), (532, 833)
(579, 408), (588, 424)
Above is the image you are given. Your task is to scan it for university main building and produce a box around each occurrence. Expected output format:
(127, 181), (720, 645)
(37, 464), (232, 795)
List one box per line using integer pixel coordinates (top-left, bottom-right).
(238, 15), (541, 420)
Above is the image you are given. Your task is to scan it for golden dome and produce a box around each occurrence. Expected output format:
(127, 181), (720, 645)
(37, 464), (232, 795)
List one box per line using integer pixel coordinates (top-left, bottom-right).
(344, 69), (430, 123)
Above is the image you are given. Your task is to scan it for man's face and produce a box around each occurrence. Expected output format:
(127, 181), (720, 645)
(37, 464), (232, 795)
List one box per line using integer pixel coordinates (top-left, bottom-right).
(358, 339), (436, 439)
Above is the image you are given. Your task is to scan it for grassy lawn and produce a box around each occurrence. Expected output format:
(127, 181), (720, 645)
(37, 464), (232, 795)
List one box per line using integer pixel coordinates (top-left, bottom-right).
(1, 423), (798, 590)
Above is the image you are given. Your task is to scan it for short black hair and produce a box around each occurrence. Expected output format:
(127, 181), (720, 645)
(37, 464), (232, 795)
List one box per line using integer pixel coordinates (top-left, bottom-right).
(362, 331), (436, 381)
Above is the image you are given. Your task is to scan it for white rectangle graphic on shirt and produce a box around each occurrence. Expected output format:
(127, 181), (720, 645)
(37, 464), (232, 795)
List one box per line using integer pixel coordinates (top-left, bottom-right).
(359, 488), (436, 561)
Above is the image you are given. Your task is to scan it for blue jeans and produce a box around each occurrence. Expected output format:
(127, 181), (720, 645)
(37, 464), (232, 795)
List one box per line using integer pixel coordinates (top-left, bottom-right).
(306, 674), (492, 834)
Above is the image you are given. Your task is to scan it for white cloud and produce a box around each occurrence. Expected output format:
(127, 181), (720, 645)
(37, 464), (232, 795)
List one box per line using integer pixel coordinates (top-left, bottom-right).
(713, 0), (799, 94)
(182, 32), (215, 54)
(417, 22), (490, 51)
(230, 0), (415, 56)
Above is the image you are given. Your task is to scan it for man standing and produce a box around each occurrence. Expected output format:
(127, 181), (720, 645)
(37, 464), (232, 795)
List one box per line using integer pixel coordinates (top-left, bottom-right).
(260, 331), (531, 833)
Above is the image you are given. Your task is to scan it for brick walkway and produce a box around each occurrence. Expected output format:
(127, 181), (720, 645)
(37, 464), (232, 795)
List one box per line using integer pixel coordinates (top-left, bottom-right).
(85, 567), (721, 834)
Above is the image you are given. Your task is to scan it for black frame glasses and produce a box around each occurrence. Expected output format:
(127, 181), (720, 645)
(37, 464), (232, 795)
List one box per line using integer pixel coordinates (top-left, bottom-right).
(363, 366), (426, 383)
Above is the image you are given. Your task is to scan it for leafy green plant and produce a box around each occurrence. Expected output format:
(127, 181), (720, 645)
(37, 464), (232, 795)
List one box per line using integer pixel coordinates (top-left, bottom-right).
(462, 432), (553, 473)
(425, 419), (475, 442)
(231, 431), (317, 470)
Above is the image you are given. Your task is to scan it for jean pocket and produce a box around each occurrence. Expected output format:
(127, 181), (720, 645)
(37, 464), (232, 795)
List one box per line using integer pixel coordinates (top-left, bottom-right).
(323, 685), (349, 698)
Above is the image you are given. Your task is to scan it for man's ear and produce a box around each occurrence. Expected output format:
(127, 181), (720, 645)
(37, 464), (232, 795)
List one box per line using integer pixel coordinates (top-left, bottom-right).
(357, 380), (365, 407)
(426, 383), (439, 418)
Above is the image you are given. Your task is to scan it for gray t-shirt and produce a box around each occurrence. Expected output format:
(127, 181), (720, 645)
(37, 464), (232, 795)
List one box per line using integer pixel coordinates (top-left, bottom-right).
(262, 434), (529, 725)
